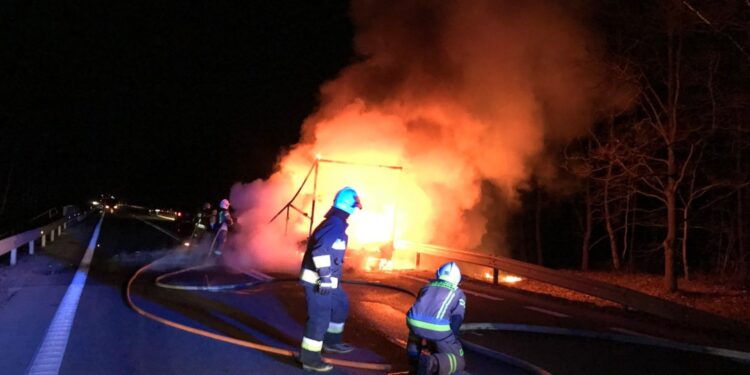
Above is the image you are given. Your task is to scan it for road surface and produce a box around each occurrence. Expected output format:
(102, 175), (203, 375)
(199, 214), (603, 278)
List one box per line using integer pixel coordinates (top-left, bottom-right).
(1, 209), (749, 374)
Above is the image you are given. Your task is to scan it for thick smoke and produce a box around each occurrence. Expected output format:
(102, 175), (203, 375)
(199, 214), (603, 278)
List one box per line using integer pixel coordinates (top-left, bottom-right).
(228, 0), (630, 272)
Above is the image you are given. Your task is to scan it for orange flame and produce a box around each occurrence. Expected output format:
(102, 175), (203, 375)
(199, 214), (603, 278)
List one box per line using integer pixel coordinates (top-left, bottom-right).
(502, 275), (523, 284)
(227, 1), (632, 274)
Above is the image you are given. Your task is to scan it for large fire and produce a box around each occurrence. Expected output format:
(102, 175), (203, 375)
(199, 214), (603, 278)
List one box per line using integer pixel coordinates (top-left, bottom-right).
(226, 1), (631, 274)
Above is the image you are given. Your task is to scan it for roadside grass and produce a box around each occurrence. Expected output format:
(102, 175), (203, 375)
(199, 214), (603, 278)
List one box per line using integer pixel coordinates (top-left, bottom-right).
(508, 270), (750, 326)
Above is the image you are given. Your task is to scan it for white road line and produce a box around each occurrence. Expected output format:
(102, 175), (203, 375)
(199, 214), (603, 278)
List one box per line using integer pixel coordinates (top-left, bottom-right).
(524, 306), (570, 318)
(135, 216), (180, 240)
(400, 274), (429, 283)
(244, 269), (273, 281)
(609, 327), (658, 339)
(401, 274), (504, 301)
(465, 290), (504, 302)
(27, 214), (104, 375)
(461, 322), (750, 363)
(387, 337), (407, 349)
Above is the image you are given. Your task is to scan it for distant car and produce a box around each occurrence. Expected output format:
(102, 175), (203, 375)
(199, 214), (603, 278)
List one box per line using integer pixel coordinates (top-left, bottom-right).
(173, 210), (196, 238)
(99, 194), (120, 213)
(63, 205), (81, 218)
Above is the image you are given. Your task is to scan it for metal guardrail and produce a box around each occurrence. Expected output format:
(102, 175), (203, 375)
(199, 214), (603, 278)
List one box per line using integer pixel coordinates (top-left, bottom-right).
(403, 241), (749, 332)
(0, 211), (89, 266)
(30, 207), (60, 222)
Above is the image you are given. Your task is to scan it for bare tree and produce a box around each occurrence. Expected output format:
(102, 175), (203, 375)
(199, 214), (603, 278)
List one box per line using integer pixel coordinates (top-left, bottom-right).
(535, 186), (544, 265)
(581, 177), (593, 270)
(559, 0), (749, 288)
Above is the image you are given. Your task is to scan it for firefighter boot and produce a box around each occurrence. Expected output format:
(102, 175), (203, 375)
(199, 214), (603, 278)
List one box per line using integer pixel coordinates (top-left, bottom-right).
(417, 354), (438, 375)
(299, 349), (333, 372)
(323, 332), (354, 354)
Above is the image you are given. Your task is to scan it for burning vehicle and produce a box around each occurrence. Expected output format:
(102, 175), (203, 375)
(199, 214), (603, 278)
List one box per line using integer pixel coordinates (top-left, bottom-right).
(222, 0), (631, 277)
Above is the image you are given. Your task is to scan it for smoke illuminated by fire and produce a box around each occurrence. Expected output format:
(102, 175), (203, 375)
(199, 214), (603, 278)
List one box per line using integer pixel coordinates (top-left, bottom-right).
(227, 0), (632, 273)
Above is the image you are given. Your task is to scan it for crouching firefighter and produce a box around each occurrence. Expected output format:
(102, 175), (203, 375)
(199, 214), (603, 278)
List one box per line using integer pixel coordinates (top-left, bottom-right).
(406, 262), (466, 375)
(298, 186), (362, 372)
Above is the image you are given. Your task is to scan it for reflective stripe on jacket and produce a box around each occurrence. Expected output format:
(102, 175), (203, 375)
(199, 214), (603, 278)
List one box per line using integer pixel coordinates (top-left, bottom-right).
(299, 208), (349, 288)
(407, 280), (466, 340)
(217, 209), (233, 232)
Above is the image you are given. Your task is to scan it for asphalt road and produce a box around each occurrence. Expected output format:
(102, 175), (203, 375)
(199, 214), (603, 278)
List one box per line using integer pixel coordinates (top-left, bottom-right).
(1, 210), (749, 375)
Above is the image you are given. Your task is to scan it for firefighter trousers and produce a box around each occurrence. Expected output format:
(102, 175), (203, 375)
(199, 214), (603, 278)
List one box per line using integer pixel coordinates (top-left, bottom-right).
(407, 331), (465, 375)
(211, 229), (227, 255)
(302, 283), (350, 348)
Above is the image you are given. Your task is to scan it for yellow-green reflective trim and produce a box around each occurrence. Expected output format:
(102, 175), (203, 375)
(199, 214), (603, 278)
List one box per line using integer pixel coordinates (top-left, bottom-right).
(429, 280), (457, 290)
(301, 337), (323, 352)
(448, 353), (456, 373)
(327, 322), (344, 334)
(406, 317), (451, 332)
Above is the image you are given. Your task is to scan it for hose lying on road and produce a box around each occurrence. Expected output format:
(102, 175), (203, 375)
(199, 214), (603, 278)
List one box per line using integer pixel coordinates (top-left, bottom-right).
(460, 322), (750, 364)
(458, 338), (552, 375)
(155, 264), (417, 297)
(127, 261), (415, 372)
(153, 264), (262, 291)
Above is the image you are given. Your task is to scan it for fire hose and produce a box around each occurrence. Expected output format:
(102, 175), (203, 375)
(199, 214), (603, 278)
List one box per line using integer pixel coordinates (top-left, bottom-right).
(126, 261), (416, 372)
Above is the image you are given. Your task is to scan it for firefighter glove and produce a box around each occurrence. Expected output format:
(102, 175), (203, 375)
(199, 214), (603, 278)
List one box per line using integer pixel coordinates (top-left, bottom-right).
(317, 275), (334, 295)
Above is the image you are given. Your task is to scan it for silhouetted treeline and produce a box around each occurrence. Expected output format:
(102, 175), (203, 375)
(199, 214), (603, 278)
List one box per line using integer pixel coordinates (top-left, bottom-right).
(504, 1), (749, 291)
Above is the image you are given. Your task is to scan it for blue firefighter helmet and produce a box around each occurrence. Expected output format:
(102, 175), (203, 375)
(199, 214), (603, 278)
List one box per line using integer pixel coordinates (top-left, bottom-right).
(333, 186), (362, 215)
(437, 261), (462, 285)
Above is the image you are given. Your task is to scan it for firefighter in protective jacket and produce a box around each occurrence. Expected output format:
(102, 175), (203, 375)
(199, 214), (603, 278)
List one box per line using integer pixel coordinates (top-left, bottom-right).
(406, 262), (466, 375)
(298, 186), (362, 372)
(211, 198), (233, 255)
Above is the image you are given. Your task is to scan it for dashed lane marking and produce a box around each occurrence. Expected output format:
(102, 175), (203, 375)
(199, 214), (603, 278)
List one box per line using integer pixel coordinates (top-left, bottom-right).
(27, 214), (104, 375)
(462, 322), (750, 363)
(401, 274), (504, 301)
(134, 216), (180, 240)
(466, 290), (504, 302)
(244, 269), (273, 281)
(387, 337), (407, 349)
(399, 274), (430, 284)
(524, 306), (570, 318)
(609, 326), (659, 339)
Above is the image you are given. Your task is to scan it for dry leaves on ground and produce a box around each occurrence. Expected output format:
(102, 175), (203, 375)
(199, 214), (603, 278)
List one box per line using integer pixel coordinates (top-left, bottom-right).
(506, 271), (750, 326)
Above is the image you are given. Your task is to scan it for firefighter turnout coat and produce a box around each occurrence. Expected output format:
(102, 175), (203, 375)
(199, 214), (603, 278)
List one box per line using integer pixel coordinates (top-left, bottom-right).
(407, 279), (466, 340)
(299, 208), (349, 288)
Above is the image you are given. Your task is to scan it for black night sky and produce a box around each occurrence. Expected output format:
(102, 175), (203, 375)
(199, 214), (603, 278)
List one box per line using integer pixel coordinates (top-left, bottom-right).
(2, 1), (353, 222)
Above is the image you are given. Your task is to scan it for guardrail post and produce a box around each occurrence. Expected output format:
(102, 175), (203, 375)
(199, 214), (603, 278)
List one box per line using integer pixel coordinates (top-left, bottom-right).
(50, 229), (55, 242)
(493, 268), (499, 285)
(29, 240), (35, 255)
(57, 226), (61, 236)
(10, 248), (16, 265)
(41, 232), (46, 247)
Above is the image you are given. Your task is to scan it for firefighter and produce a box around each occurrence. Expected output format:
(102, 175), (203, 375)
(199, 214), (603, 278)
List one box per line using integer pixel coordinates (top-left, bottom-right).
(298, 186), (362, 372)
(200, 202), (213, 229)
(190, 202), (213, 244)
(211, 198), (233, 255)
(406, 262), (466, 375)
(207, 203), (218, 232)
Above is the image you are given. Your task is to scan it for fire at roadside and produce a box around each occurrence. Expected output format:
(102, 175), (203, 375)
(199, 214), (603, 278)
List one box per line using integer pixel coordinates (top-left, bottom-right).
(224, 0), (632, 277)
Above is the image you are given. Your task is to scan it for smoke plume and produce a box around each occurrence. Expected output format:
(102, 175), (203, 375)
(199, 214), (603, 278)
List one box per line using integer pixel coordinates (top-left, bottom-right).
(228, 0), (630, 272)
